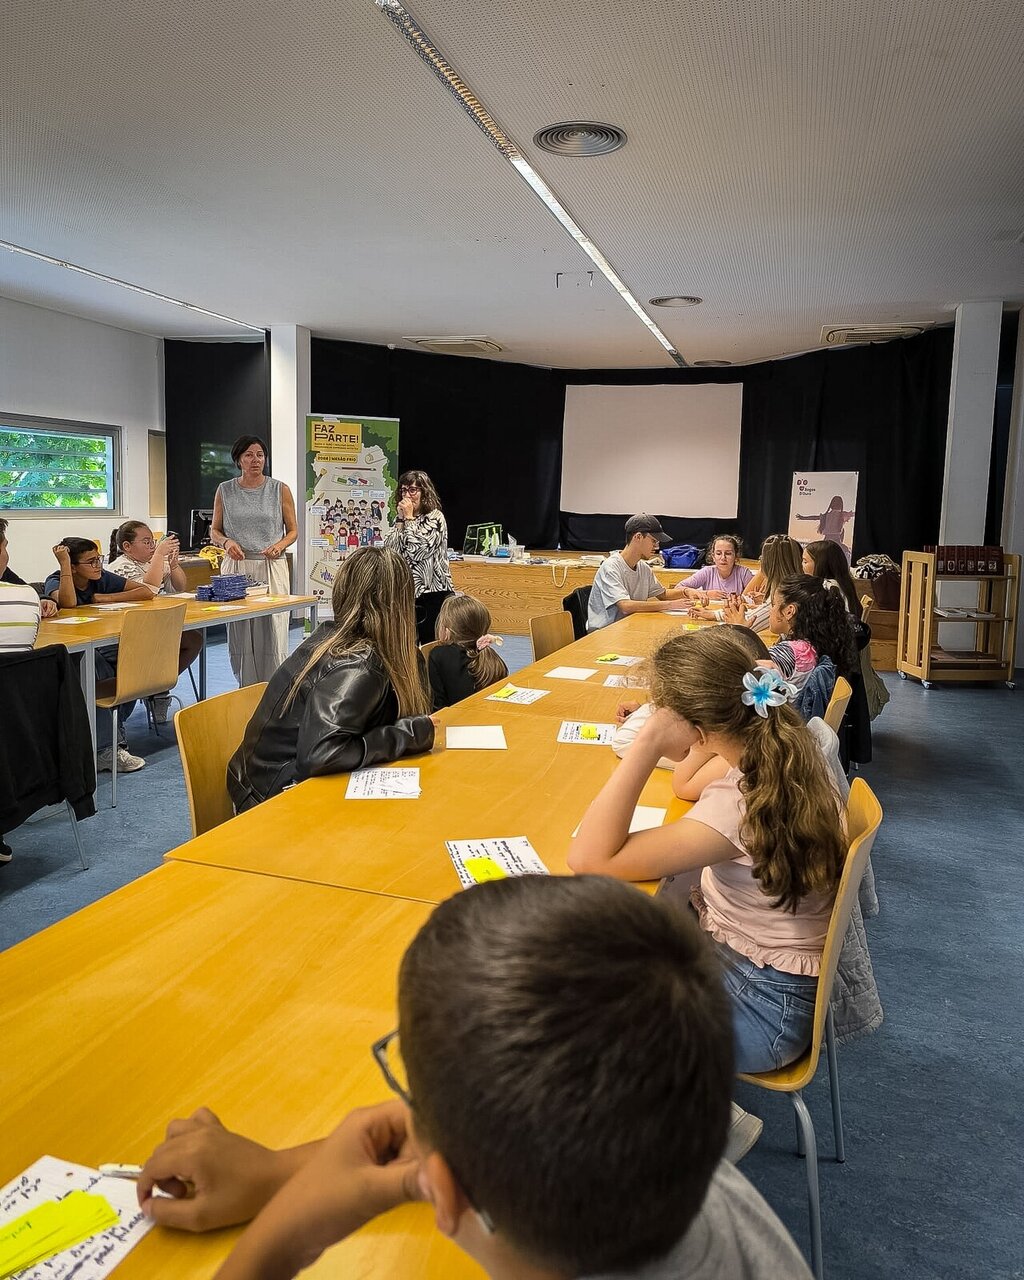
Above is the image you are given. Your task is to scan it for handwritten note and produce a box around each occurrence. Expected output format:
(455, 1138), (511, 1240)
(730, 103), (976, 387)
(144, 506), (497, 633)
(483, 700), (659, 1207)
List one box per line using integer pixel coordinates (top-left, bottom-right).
(602, 674), (635, 688)
(595, 654), (643, 666)
(485, 683), (550, 705)
(446, 837), (549, 887)
(0, 1156), (152, 1279)
(544, 666), (598, 681)
(345, 767), (421, 799)
(557, 721), (617, 745)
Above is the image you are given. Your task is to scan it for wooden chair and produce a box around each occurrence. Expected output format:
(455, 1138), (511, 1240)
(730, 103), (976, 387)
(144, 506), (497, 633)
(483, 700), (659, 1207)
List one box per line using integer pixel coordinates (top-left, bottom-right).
(175, 683), (267, 837)
(419, 640), (441, 659)
(823, 675), (852, 734)
(95, 602), (186, 807)
(529, 610), (574, 662)
(738, 778), (883, 1280)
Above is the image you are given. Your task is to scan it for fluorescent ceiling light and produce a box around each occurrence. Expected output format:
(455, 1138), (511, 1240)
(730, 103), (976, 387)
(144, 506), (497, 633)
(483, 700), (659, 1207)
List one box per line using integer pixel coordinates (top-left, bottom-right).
(0, 239), (262, 331)
(375, 0), (686, 367)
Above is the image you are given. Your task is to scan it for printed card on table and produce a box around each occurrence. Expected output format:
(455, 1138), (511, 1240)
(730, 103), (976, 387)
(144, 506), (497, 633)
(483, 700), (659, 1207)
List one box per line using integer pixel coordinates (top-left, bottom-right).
(445, 837), (549, 888)
(544, 666), (598, 681)
(485, 683), (550, 705)
(0, 1155), (152, 1279)
(557, 721), (617, 745)
(345, 767), (422, 799)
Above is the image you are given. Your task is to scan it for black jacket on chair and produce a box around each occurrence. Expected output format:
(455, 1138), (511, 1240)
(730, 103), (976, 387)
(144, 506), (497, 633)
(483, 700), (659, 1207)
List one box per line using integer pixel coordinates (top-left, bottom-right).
(227, 625), (435, 812)
(0, 645), (96, 831)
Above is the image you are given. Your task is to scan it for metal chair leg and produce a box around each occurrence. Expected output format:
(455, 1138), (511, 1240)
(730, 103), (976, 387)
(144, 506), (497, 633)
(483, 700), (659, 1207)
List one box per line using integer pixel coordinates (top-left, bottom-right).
(65, 800), (89, 870)
(792, 1091), (824, 1280)
(825, 1006), (846, 1162)
(111, 706), (119, 808)
(187, 662), (199, 699)
(795, 1107), (806, 1156)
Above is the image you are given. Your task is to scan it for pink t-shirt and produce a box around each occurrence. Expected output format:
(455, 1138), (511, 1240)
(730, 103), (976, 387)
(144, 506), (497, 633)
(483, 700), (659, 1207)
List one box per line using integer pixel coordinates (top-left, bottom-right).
(679, 564), (754, 594)
(685, 768), (835, 976)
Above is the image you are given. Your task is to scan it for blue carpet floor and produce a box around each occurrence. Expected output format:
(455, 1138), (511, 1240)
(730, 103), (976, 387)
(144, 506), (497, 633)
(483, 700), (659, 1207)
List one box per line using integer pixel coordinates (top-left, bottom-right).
(2, 638), (1021, 1277)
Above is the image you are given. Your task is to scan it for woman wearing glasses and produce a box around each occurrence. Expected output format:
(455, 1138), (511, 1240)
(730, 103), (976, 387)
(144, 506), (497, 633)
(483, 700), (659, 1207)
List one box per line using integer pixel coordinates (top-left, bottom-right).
(44, 537), (154, 773)
(384, 469), (454, 643)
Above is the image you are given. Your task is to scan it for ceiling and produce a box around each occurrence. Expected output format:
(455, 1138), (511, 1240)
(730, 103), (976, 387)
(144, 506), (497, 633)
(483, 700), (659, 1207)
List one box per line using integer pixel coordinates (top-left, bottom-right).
(2, 0), (1022, 368)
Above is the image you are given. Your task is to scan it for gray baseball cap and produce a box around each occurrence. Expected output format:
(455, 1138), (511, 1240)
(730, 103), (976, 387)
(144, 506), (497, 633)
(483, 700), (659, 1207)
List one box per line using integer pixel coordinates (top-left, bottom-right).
(624, 513), (671, 544)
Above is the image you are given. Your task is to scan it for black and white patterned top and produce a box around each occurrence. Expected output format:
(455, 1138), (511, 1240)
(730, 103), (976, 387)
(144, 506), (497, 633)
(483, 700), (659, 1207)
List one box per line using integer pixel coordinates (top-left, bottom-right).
(384, 509), (454, 596)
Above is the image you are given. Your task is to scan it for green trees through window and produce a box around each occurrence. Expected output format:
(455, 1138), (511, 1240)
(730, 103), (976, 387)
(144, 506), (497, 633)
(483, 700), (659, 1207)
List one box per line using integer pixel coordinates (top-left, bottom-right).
(0, 422), (117, 510)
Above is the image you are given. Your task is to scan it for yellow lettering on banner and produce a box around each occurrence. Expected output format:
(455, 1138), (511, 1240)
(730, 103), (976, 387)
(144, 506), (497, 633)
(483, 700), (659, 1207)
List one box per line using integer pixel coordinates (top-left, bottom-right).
(463, 857), (507, 883)
(310, 419), (363, 463)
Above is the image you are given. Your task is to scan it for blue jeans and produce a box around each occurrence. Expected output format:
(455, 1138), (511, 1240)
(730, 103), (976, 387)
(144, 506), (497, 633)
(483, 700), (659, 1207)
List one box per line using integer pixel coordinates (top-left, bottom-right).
(713, 939), (818, 1074)
(95, 647), (136, 750)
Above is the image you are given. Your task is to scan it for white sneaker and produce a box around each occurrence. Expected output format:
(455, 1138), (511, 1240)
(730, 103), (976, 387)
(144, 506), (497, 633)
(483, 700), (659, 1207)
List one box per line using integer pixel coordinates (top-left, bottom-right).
(96, 746), (146, 773)
(725, 1103), (763, 1163)
(150, 694), (172, 724)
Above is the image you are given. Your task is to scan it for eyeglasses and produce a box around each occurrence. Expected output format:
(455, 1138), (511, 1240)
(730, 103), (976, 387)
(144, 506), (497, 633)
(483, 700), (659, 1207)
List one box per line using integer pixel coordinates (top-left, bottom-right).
(400, 485), (421, 494)
(371, 1029), (495, 1233)
(77, 556), (103, 567)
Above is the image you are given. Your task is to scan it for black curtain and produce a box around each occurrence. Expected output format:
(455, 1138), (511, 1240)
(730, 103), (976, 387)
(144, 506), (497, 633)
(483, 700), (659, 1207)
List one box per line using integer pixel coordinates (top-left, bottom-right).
(311, 339), (564, 549)
(164, 339), (269, 548)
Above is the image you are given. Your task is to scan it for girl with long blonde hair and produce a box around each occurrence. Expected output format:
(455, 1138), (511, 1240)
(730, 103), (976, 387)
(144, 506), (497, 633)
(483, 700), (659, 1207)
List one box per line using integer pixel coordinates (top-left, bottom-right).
(428, 594), (508, 709)
(569, 625), (846, 1075)
(228, 547), (434, 812)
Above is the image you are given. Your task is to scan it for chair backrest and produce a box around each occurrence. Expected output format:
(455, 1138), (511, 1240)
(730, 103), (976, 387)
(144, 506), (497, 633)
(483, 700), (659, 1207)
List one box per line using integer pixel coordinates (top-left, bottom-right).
(175, 683), (268, 837)
(108, 602), (188, 704)
(561, 586), (592, 640)
(420, 640), (441, 658)
(800, 779), (883, 1084)
(529, 610), (574, 661)
(823, 675), (853, 733)
(859, 593), (874, 624)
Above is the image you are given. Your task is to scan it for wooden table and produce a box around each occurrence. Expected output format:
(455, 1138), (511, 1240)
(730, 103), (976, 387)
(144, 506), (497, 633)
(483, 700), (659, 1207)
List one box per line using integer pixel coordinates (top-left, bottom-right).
(167, 614), (698, 902)
(0, 861), (482, 1279)
(449, 552), (759, 634)
(36, 593), (319, 748)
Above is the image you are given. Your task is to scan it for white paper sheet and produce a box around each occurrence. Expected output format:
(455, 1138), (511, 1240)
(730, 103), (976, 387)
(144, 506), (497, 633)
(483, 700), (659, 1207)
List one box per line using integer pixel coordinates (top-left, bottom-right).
(46, 617), (94, 625)
(602, 674), (631, 687)
(572, 806), (667, 837)
(445, 726), (507, 750)
(0, 1155), (152, 1279)
(544, 666), (598, 681)
(485, 684), (550, 704)
(345, 767), (421, 799)
(557, 721), (617, 745)
(594, 654), (643, 666)
(445, 837), (549, 887)
(91, 603), (142, 610)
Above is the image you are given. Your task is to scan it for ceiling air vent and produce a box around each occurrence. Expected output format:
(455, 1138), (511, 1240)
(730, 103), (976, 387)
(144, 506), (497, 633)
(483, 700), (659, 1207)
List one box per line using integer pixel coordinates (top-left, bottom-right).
(820, 323), (927, 346)
(403, 336), (504, 357)
(533, 122), (627, 156)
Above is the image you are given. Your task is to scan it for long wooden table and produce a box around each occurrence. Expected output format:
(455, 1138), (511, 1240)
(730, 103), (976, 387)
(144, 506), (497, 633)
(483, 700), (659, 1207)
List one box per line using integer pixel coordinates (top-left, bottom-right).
(36, 592), (318, 749)
(167, 614), (699, 901)
(0, 861), (482, 1278)
(450, 551), (759, 634)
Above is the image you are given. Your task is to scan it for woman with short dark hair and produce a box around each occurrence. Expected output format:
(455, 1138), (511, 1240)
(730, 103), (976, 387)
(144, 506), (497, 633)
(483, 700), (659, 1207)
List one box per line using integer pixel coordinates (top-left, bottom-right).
(210, 435), (298, 684)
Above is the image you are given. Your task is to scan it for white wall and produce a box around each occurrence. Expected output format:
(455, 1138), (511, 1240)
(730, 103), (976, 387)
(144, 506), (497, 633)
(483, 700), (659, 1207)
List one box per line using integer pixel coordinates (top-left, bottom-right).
(0, 296), (164, 581)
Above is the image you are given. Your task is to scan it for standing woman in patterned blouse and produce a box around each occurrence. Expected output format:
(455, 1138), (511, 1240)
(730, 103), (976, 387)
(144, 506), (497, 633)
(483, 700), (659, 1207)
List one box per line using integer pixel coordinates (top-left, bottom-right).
(385, 469), (454, 643)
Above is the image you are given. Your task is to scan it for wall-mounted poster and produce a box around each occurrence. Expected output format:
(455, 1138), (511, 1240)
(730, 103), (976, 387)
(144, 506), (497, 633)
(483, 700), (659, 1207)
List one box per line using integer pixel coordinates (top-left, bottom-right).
(788, 471), (859, 560)
(305, 413), (400, 614)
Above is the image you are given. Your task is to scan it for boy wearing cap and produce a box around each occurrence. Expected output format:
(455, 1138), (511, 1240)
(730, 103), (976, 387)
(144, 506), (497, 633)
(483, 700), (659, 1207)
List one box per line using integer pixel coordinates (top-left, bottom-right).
(586, 513), (688, 631)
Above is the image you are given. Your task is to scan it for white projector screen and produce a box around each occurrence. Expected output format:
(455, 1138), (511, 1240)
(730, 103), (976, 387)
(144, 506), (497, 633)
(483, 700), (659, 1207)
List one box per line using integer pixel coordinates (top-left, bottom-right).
(561, 383), (743, 518)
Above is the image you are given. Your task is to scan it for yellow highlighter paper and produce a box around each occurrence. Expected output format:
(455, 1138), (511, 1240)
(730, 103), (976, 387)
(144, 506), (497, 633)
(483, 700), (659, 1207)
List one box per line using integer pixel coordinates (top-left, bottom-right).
(446, 837), (549, 888)
(485, 683), (550, 705)
(0, 1156), (152, 1280)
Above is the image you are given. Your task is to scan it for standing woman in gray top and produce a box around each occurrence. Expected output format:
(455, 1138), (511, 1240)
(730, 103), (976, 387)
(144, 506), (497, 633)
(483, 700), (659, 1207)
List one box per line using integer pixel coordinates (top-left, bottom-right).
(211, 435), (298, 685)
(384, 469), (455, 643)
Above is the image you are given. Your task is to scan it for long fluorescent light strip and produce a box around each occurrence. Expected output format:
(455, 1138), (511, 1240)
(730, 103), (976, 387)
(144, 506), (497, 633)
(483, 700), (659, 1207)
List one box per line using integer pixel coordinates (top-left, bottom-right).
(375, 0), (685, 367)
(0, 240), (261, 331)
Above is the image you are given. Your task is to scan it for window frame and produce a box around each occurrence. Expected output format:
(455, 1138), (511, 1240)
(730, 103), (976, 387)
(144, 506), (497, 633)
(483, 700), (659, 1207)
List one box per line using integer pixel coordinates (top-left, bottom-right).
(0, 412), (122, 517)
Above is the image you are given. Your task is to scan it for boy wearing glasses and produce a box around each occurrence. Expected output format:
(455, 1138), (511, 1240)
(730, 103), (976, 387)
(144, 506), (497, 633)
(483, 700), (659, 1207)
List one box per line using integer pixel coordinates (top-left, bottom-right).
(137, 877), (810, 1279)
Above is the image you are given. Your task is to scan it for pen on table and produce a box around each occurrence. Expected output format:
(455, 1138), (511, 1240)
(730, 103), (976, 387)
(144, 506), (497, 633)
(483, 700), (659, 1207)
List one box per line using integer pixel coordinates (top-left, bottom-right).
(99, 1163), (143, 1179)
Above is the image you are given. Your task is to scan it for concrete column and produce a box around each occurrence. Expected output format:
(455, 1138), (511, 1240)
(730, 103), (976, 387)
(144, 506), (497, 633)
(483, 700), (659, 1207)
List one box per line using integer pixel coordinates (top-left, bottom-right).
(1001, 315), (1024, 670)
(269, 326), (310, 589)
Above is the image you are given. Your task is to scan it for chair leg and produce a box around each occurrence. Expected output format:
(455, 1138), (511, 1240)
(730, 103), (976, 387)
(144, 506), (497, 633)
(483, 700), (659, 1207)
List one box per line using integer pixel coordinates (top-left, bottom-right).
(791, 1091), (824, 1280)
(187, 662), (199, 699)
(65, 800), (89, 871)
(111, 706), (119, 808)
(795, 1107), (806, 1156)
(825, 1006), (846, 1163)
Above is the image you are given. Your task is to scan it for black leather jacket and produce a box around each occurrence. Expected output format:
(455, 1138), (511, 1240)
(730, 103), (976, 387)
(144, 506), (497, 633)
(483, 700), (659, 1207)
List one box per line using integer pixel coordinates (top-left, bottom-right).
(227, 628), (434, 812)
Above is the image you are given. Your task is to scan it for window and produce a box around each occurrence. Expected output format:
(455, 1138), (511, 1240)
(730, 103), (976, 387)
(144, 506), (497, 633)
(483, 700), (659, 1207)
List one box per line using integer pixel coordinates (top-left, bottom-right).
(0, 416), (119, 511)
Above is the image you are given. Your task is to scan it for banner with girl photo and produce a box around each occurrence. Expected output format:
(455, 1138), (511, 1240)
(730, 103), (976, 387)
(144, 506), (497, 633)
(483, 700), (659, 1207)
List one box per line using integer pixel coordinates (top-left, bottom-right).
(305, 413), (400, 615)
(788, 471), (859, 562)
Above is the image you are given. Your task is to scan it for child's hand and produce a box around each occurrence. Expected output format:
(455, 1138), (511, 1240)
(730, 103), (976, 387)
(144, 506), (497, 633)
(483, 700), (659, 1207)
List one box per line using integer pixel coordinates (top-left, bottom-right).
(636, 706), (699, 762)
(615, 700), (641, 724)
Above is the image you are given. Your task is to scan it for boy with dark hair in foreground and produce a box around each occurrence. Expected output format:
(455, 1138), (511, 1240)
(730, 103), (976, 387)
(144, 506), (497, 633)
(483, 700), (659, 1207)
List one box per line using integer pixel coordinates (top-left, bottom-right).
(138, 876), (811, 1279)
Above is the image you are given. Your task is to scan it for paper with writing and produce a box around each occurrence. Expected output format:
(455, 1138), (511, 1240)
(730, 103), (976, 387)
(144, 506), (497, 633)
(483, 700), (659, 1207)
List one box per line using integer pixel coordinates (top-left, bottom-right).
(595, 654), (643, 666)
(445, 837), (549, 888)
(485, 684), (550, 705)
(557, 721), (617, 745)
(345, 767), (421, 799)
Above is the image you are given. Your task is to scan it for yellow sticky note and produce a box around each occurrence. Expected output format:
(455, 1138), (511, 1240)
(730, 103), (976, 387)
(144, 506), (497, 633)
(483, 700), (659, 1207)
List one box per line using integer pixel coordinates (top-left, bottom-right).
(0, 1190), (118, 1275)
(464, 857), (507, 883)
(491, 684), (515, 700)
(580, 724), (599, 739)
(596, 654), (619, 663)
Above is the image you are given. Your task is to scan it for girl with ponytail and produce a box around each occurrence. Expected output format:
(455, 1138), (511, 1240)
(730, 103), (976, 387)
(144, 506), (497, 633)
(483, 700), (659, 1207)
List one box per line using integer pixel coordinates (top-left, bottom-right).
(428, 594), (508, 709)
(569, 625), (846, 1074)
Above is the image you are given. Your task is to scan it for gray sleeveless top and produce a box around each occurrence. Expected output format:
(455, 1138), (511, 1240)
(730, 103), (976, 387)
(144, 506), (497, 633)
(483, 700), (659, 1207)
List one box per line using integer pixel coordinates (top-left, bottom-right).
(217, 477), (285, 555)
